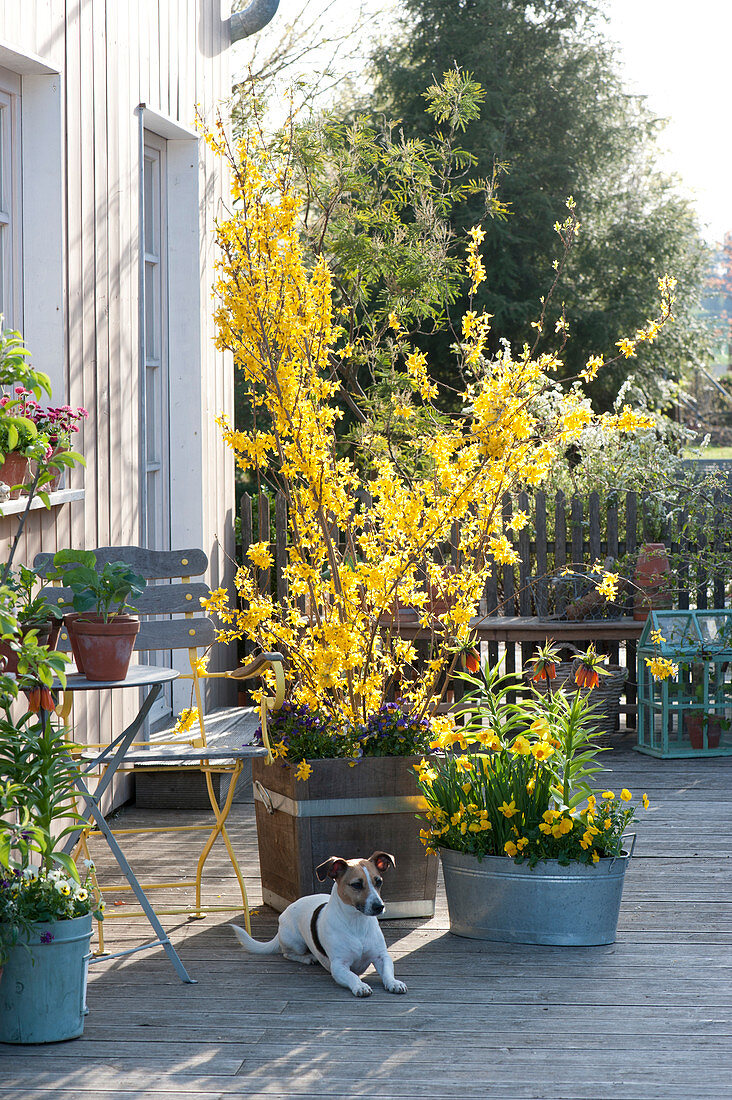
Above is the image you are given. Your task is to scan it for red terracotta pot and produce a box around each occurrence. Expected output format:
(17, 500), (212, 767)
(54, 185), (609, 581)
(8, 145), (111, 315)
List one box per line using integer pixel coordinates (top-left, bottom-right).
(0, 453), (30, 499)
(63, 613), (86, 673)
(684, 713), (722, 751)
(633, 543), (673, 622)
(0, 621), (53, 674)
(72, 614), (140, 681)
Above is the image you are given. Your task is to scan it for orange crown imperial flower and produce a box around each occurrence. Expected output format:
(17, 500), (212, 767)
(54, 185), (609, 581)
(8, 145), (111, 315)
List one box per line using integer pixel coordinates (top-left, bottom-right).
(574, 643), (609, 690)
(527, 640), (561, 682)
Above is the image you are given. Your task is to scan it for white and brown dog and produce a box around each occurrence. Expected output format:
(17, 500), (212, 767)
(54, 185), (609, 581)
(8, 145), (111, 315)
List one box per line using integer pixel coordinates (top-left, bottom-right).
(230, 852), (407, 997)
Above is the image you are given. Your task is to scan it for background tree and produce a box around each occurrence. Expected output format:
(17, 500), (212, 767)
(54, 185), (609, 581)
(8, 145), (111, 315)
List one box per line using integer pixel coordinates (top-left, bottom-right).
(368, 0), (713, 409)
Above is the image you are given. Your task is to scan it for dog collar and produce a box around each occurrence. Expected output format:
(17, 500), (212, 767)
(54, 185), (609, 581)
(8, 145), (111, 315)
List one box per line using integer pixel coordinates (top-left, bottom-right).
(310, 902), (328, 959)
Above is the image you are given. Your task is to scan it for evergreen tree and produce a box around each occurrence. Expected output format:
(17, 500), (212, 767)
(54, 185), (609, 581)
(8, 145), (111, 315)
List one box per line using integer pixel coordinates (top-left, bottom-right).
(370, 0), (712, 408)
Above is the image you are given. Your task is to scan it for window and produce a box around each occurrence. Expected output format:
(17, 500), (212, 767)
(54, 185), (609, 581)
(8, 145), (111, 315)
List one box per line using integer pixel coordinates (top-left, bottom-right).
(0, 67), (22, 331)
(0, 44), (64, 396)
(142, 132), (170, 552)
(138, 108), (202, 720)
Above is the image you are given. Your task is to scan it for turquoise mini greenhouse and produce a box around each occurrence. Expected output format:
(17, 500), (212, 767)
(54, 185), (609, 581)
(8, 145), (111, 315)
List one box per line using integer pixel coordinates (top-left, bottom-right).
(637, 609), (732, 757)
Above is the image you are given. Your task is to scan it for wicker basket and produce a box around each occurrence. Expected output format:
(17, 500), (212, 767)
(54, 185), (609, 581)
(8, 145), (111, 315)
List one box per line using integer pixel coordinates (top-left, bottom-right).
(529, 662), (628, 744)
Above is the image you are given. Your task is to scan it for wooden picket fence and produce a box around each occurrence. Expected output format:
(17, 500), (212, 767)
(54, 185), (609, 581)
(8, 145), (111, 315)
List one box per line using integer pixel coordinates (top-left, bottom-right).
(237, 485), (732, 724)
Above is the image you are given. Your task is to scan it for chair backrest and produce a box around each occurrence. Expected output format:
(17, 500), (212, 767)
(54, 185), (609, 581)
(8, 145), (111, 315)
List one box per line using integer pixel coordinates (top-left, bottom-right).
(33, 546), (217, 654)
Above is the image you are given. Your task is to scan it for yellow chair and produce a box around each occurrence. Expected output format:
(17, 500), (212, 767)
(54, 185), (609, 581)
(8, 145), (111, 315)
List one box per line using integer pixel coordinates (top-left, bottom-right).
(34, 546), (285, 946)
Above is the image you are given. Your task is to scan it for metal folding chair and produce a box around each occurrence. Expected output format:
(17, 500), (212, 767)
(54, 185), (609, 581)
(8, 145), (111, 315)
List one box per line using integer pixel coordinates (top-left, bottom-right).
(34, 546), (285, 949)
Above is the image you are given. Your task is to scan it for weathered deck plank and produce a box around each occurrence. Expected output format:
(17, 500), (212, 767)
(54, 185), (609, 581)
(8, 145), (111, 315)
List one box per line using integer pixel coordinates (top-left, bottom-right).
(1, 741), (730, 1100)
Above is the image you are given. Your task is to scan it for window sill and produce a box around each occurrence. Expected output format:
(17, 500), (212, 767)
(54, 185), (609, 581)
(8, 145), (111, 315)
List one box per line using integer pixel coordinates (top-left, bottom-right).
(0, 488), (85, 517)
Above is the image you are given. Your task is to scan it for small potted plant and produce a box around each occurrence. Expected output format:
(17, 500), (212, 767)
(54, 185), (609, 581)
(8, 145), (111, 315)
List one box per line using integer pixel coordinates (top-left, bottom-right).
(0, 596), (103, 1043)
(7, 386), (88, 490)
(0, 566), (64, 674)
(679, 662), (726, 750)
(0, 405), (47, 499)
(414, 662), (650, 945)
(46, 549), (146, 681)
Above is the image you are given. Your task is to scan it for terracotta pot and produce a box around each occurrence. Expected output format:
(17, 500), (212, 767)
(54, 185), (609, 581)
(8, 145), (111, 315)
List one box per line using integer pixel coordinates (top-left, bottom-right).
(0, 621), (53, 674)
(48, 617), (62, 651)
(72, 614), (140, 681)
(62, 613), (86, 673)
(684, 713), (722, 751)
(0, 453), (30, 499)
(633, 543), (672, 622)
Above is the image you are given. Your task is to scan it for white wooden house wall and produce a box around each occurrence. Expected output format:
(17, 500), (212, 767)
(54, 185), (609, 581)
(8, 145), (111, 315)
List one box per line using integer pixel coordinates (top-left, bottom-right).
(0, 1), (237, 804)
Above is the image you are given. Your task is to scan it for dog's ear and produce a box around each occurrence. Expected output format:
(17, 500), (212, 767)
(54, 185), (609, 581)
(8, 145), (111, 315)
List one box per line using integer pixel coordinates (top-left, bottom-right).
(368, 851), (396, 873)
(316, 856), (349, 882)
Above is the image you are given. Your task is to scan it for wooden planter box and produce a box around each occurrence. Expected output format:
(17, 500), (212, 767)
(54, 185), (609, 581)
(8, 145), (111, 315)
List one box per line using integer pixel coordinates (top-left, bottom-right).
(251, 755), (438, 918)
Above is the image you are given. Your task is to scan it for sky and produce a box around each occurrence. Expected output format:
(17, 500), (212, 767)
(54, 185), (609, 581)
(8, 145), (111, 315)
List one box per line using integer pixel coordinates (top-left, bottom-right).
(237, 0), (731, 246)
(605, 0), (732, 246)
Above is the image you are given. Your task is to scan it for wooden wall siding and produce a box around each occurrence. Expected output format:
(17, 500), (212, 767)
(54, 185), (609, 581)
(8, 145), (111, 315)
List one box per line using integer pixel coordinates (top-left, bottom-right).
(0, 2), (234, 798)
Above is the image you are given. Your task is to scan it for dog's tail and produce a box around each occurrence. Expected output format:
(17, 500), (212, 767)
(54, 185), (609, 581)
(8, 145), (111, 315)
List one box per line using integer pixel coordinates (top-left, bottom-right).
(229, 923), (280, 954)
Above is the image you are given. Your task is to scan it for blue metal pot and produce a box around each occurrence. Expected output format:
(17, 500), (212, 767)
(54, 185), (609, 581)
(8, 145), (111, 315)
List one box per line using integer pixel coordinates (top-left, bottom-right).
(0, 912), (93, 1043)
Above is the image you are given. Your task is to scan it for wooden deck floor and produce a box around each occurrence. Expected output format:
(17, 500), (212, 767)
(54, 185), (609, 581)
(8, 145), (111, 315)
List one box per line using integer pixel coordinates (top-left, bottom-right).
(2, 739), (730, 1100)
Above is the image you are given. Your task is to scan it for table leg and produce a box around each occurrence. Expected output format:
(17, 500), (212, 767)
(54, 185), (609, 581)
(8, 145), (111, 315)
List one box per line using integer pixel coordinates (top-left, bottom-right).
(70, 765), (196, 984)
(58, 683), (196, 984)
(75, 682), (164, 811)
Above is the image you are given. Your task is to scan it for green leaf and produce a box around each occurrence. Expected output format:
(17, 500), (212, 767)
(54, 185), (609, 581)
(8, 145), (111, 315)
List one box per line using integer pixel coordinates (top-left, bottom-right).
(52, 851), (81, 881)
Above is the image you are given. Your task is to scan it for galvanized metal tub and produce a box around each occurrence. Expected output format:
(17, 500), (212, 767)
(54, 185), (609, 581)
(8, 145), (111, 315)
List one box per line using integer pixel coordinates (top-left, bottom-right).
(440, 845), (633, 946)
(0, 912), (93, 1043)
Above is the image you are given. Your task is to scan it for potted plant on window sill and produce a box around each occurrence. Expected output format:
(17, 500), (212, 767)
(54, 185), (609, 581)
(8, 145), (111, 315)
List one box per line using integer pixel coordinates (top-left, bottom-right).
(0, 407), (46, 500)
(44, 550), (146, 681)
(7, 386), (88, 491)
(414, 661), (649, 946)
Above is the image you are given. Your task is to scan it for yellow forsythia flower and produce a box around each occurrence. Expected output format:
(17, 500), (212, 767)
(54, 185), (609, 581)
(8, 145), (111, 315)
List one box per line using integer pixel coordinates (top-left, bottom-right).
(174, 707), (199, 735)
(597, 572), (619, 601)
(645, 656), (678, 681)
(294, 761), (313, 782)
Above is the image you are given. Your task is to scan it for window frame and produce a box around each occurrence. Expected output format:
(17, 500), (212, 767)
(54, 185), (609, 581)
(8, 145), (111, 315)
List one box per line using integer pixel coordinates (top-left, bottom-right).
(141, 130), (171, 554)
(0, 66), (23, 333)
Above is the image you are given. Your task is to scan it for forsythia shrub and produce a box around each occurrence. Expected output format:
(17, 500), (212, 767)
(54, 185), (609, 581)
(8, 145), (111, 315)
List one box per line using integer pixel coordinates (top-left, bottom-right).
(201, 96), (674, 732)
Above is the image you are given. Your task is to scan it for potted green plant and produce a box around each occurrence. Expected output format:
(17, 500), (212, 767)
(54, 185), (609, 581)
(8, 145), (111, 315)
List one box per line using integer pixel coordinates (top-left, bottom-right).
(46, 549), (146, 681)
(7, 387), (88, 491)
(0, 406), (46, 499)
(413, 661), (649, 945)
(0, 596), (103, 1043)
(0, 565), (65, 674)
(679, 662), (726, 750)
(249, 701), (439, 917)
